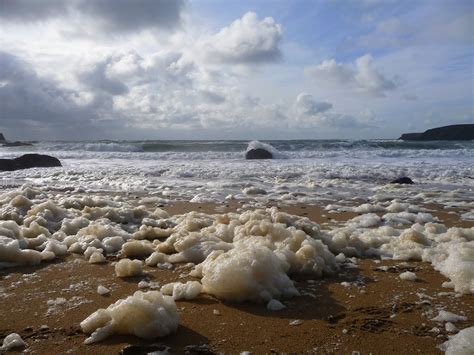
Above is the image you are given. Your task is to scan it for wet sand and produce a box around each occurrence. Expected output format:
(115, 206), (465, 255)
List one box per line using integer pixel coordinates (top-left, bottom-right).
(0, 202), (473, 354)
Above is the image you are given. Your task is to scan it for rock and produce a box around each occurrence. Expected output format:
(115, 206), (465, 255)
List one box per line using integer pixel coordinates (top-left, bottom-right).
(183, 344), (215, 354)
(390, 177), (414, 184)
(0, 154), (62, 171)
(0, 133), (32, 146)
(399, 124), (474, 141)
(245, 148), (273, 159)
(0, 159), (17, 171)
(120, 343), (168, 355)
(2, 141), (33, 147)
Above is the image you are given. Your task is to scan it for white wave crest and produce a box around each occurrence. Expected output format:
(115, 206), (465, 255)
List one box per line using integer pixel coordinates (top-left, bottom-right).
(245, 141), (287, 159)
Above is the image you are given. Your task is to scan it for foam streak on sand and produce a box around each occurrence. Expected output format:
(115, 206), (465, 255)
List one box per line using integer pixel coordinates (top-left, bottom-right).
(0, 185), (472, 298)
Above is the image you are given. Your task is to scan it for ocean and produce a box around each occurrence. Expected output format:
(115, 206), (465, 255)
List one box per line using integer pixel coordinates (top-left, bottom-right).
(0, 139), (472, 207)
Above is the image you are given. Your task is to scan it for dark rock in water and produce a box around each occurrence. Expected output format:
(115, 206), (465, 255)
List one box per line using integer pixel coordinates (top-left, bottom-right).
(391, 177), (414, 184)
(399, 124), (474, 141)
(0, 159), (17, 171)
(0, 133), (33, 146)
(0, 154), (62, 171)
(245, 148), (273, 159)
(14, 154), (61, 168)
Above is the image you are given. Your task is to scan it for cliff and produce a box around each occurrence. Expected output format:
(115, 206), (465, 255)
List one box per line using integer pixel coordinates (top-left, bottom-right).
(0, 133), (5, 143)
(399, 124), (474, 141)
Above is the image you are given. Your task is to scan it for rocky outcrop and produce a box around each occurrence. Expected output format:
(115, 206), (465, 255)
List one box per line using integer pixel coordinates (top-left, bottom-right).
(2, 141), (33, 147)
(245, 148), (273, 159)
(0, 154), (62, 171)
(390, 177), (414, 184)
(0, 133), (33, 147)
(399, 124), (474, 141)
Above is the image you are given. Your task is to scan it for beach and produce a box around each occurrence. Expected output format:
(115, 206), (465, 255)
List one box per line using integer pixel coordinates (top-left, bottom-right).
(0, 140), (473, 354)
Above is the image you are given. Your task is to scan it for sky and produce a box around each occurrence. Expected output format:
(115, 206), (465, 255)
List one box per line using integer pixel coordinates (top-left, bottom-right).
(0, 0), (472, 140)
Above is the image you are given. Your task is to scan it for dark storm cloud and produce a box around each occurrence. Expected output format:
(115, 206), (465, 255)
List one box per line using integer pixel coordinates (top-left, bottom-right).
(77, 0), (186, 32)
(79, 60), (129, 96)
(0, 51), (101, 138)
(0, 0), (67, 21)
(200, 90), (226, 104)
(0, 0), (185, 32)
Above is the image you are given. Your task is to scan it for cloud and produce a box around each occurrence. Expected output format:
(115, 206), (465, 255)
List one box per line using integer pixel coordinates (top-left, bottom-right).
(76, 0), (185, 33)
(79, 58), (129, 96)
(200, 90), (226, 104)
(0, 0), (185, 32)
(294, 93), (332, 116)
(293, 93), (377, 129)
(202, 12), (283, 64)
(0, 51), (101, 138)
(0, 0), (67, 21)
(305, 54), (397, 96)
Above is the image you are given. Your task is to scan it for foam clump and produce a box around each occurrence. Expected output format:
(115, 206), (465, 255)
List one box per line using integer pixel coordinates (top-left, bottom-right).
(84, 246), (106, 264)
(80, 290), (178, 344)
(432, 310), (467, 323)
(446, 322), (458, 333)
(399, 271), (417, 281)
(440, 326), (474, 355)
(200, 246), (299, 302)
(121, 240), (155, 258)
(160, 281), (202, 300)
(267, 299), (286, 311)
(1, 333), (26, 351)
(97, 285), (110, 296)
(89, 251), (106, 264)
(0, 237), (43, 267)
(115, 259), (143, 277)
(424, 240), (474, 294)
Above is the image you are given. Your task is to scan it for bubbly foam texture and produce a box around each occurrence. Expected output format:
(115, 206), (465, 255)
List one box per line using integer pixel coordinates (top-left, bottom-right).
(0, 183), (473, 347)
(97, 285), (110, 296)
(160, 281), (202, 300)
(440, 326), (474, 355)
(200, 246), (299, 302)
(80, 290), (178, 344)
(432, 311), (468, 323)
(0, 185), (472, 298)
(115, 259), (143, 278)
(267, 299), (286, 311)
(1, 333), (26, 351)
(399, 271), (417, 281)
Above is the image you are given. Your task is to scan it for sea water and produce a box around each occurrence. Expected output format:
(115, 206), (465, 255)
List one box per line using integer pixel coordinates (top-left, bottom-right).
(0, 139), (472, 208)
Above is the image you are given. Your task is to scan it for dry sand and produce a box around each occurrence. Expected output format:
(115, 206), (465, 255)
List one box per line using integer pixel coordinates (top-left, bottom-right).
(0, 202), (473, 354)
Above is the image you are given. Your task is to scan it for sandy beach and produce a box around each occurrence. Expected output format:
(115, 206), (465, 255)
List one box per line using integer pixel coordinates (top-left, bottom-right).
(1, 197), (472, 354)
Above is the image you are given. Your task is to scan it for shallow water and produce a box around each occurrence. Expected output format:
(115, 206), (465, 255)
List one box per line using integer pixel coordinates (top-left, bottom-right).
(1, 140), (472, 208)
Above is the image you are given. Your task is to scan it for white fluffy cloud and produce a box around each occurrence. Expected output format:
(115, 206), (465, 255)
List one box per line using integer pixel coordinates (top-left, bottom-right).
(305, 54), (397, 97)
(202, 12), (283, 64)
